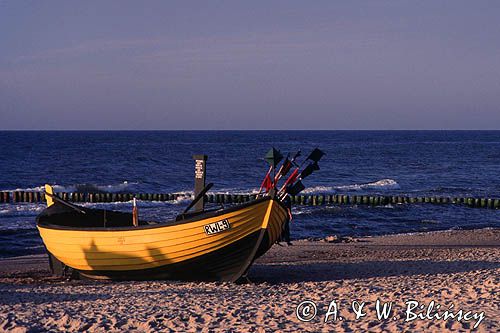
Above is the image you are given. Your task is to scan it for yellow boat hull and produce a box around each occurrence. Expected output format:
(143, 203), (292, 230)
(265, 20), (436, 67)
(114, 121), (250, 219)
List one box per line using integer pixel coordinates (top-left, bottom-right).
(37, 197), (288, 281)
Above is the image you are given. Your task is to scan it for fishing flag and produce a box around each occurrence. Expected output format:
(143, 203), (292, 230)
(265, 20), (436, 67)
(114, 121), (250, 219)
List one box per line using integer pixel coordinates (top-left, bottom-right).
(283, 168), (299, 187)
(275, 155), (292, 183)
(288, 180), (305, 196)
(280, 156), (293, 176)
(264, 147), (283, 169)
(306, 148), (325, 163)
(300, 162), (320, 179)
(261, 173), (273, 192)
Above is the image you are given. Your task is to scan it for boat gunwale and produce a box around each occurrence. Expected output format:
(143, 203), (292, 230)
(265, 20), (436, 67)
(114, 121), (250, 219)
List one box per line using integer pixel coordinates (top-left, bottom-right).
(37, 196), (287, 232)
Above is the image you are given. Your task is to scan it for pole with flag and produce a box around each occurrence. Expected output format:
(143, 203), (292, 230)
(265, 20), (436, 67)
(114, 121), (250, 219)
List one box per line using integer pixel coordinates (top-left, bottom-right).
(279, 147), (325, 195)
(258, 165), (273, 194)
(257, 147), (283, 196)
(274, 150), (301, 185)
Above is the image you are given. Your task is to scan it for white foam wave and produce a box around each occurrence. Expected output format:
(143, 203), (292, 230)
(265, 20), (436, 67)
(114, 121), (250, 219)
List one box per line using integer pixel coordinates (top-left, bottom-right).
(211, 188), (261, 195)
(172, 195), (193, 204)
(7, 181), (137, 193)
(0, 203), (44, 216)
(94, 181), (137, 193)
(9, 185), (68, 192)
(337, 179), (400, 191)
(301, 186), (335, 194)
(302, 179), (400, 194)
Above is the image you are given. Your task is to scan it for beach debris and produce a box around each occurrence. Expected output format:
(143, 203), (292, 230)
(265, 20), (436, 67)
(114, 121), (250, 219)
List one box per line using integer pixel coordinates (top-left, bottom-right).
(323, 235), (356, 243)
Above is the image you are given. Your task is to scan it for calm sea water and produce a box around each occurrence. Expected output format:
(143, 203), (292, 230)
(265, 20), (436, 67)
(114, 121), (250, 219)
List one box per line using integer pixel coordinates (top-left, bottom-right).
(0, 131), (499, 258)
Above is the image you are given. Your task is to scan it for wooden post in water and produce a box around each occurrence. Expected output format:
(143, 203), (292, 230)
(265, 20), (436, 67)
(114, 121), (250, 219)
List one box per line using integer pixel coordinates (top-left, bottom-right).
(487, 199), (493, 209)
(474, 198), (480, 207)
(480, 198), (487, 208)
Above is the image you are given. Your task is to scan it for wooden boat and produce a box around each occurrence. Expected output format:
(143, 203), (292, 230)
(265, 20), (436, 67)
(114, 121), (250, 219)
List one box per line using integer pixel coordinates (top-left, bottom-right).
(36, 185), (288, 282)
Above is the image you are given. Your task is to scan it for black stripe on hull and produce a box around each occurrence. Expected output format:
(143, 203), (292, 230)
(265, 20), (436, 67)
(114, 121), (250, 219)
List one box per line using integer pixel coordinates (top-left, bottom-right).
(77, 230), (262, 282)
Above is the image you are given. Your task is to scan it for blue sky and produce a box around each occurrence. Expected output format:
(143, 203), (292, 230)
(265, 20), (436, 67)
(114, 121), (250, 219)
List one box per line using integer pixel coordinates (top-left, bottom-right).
(1, 1), (500, 129)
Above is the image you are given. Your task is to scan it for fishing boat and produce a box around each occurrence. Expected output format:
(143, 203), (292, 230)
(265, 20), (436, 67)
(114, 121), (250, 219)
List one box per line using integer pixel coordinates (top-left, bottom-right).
(37, 184), (288, 282)
(36, 148), (324, 282)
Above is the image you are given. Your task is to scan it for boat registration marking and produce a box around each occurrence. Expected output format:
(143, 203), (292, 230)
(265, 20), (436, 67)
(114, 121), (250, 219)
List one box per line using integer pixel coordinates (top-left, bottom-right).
(204, 219), (231, 235)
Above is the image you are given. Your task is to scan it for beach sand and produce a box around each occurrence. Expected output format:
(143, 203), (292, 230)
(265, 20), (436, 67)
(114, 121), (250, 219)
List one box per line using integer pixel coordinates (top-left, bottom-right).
(1, 228), (499, 332)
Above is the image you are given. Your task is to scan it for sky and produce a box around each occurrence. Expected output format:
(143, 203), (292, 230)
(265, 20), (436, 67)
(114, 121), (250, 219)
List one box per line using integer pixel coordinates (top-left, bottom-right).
(1, 1), (500, 130)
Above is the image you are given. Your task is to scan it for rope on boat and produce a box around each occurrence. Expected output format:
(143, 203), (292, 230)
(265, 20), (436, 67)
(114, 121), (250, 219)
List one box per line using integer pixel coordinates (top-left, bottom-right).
(0, 191), (499, 209)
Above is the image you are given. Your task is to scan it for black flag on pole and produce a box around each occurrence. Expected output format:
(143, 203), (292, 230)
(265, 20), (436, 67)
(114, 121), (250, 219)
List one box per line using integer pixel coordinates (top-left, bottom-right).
(300, 162), (320, 179)
(306, 148), (325, 163)
(287, 180), (305, 196)
(279, 155), (293, 178)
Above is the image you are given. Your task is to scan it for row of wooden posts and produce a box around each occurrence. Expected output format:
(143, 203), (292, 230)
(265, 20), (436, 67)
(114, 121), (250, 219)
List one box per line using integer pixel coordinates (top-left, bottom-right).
(0, 191), (499, 209)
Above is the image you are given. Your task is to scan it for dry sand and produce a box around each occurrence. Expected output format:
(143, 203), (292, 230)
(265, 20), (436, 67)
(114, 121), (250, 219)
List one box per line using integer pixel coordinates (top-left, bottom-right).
(0, 228), (499, 332)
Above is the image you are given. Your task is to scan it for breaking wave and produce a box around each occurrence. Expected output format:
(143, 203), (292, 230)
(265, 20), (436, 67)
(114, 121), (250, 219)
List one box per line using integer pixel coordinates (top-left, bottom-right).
(0, 203), (44, 217)
(8, 181), (138, 193)
(302, 179), (400, 194)
(337, 178), (400, 191)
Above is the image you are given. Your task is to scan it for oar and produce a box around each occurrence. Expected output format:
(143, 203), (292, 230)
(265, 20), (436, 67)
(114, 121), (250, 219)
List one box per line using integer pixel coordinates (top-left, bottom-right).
(183, 183), (214, 214)
(44, 192), (86, 215)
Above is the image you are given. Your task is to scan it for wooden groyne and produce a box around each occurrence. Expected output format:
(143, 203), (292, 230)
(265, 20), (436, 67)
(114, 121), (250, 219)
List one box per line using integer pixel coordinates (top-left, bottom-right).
(0, 191), (499, 209)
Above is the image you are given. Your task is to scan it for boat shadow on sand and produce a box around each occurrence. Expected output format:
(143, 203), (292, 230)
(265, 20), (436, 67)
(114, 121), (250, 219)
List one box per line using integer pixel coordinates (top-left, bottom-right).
(248, 259), (500, 284)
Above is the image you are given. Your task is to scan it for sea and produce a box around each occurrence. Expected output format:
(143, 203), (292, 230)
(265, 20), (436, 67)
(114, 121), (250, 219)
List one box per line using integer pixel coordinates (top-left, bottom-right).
(0, 131), (499, 258)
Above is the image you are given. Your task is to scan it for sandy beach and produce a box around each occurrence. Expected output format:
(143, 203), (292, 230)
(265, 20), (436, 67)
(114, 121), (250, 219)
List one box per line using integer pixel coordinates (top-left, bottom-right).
(1, 228), (499, 332)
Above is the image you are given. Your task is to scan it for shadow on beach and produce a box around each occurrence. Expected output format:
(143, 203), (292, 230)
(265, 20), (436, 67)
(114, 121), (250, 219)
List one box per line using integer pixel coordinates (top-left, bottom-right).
(249, 259), (500, 284)
(0, 286), (113, 306)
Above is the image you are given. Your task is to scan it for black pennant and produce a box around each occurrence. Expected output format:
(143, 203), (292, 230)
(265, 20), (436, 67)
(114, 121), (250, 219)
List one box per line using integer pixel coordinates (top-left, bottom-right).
(306, 148), (325, 163)
(287, 180), (305, 196)
(300, 162), (320, 179)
